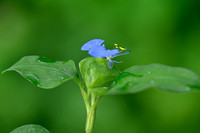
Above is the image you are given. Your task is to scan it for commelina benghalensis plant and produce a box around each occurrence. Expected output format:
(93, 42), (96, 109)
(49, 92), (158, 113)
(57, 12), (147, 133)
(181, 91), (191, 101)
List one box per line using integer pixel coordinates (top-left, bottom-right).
(3, 39), (200, 133)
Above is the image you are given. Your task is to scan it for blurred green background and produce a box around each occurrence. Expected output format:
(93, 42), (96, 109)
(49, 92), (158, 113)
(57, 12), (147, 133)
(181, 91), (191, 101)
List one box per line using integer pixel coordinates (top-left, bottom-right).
(0, 0), (200, 133)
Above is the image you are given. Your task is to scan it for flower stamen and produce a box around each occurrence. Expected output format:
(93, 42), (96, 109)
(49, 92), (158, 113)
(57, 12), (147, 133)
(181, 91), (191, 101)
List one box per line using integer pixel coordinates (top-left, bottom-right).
(114, 44), (126, 51)
(114, 44), (118, 49)
(119, 46), (126, 51)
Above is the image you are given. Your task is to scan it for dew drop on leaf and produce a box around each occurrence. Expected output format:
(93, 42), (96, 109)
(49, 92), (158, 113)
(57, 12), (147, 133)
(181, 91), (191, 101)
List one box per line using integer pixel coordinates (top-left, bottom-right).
(128, 82), (132, 86)
(185, 87), (190, 91)
(150, 80), (155, 84)
(37, 56), (56, 63)
(26, 73), (40, 85)
(60, 75), (69, 81)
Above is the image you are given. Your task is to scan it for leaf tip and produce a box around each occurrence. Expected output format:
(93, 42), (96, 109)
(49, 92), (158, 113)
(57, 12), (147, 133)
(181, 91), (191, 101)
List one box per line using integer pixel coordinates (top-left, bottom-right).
(1, 68), (11, 74)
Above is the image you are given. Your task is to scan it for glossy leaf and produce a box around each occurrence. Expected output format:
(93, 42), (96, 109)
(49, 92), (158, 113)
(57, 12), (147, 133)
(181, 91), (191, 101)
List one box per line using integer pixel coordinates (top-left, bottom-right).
(108, 63), (200, 95)
(10, 124), (50, 133)
(3, 56), (78, 89)
(79, 57), (121, 89)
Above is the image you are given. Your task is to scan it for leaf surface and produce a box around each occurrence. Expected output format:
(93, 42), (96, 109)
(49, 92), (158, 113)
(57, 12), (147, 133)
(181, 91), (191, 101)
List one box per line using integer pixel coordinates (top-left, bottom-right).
(108, 64), (200, 94)
(3, 56), (78, 89)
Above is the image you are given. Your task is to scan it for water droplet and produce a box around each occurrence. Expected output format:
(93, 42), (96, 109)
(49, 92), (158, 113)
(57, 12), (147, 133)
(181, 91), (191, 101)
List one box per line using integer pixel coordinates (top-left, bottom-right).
(37, 56), (56, 63)
(148, 71), (151, 74)
(150, 80), (155, 84)
(26, 73), (40, 85)
(61, 76), (69, 80)
(185, 87), (190, 91)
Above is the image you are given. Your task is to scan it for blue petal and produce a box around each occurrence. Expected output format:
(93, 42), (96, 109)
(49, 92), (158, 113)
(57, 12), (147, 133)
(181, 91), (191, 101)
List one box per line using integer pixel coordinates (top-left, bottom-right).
(88, 46), (106, 57)
(107, 60), (114, 69)
(88, 45), (119, 57)
(81, 39), (104, 51)
(104, 49), (119, 57)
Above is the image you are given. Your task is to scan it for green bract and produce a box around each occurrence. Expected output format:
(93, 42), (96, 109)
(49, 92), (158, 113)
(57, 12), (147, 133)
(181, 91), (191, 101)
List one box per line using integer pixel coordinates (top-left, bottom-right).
(79, 57), (121, 89)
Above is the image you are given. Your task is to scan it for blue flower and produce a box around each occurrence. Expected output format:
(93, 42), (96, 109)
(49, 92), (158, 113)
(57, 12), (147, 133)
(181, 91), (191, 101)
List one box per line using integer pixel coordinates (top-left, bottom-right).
(81, 39), (130, 69)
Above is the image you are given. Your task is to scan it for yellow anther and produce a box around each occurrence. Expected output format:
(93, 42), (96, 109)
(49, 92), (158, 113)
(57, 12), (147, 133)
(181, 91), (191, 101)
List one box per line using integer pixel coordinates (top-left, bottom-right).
(114, 43), (126, 50)
(114, 44), (118, 48)
(119, 47), (126, 51)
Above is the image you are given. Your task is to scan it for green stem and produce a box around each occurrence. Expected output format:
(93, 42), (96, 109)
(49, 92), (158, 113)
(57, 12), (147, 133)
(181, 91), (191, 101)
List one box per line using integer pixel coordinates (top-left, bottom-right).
(74, 78), (103, 133)
(86, 104), (96, 133)
(85, 92), (103, 133)
(74, 78), (90, 111)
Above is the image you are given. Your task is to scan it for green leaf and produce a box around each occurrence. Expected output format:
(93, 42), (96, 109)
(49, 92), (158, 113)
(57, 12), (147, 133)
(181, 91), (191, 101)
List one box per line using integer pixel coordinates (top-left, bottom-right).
(10, 124), (50, 133)
(79, 57), (121, 89)
(108, 63), (200, 95)
(3, 56), (78, 89)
